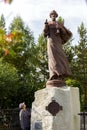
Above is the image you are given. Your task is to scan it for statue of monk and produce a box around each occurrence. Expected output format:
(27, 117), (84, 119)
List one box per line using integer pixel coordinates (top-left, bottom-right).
(43, 10), (72, 87)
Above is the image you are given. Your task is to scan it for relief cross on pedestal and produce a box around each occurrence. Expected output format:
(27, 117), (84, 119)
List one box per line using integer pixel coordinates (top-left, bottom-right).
(46, 100), (63, 116)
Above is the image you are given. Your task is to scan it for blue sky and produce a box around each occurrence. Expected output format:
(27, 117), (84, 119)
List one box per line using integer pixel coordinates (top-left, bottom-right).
(0, 0), (87, 44)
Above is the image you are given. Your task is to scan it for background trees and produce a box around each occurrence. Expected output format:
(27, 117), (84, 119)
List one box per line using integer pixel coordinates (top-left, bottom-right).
(0, 16), (38, 108)
(0, 61), (19, 108)
(71, 23), (87, 106)
(36, 34), (48, 88)
(0, 14), (87, 109)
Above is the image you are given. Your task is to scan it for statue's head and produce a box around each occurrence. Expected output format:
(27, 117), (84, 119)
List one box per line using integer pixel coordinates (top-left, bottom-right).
(49, 10), (58, 18)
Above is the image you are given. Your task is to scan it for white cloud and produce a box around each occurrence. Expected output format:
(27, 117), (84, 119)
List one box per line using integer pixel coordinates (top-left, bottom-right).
(0, 0), (87, 44)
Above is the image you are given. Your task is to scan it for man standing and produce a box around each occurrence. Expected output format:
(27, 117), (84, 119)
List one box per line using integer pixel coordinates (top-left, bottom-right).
(19, 102), (31, 130)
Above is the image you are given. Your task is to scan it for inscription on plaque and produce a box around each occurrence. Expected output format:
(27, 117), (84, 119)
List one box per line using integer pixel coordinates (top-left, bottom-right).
(34, 121), (42, 130)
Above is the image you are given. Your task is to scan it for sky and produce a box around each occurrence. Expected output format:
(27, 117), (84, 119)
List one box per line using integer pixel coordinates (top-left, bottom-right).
(0, 0), (87, 44)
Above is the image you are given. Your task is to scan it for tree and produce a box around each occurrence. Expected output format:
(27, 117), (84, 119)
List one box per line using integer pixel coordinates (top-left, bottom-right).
(63, 39), (74, 64)
(6, 16), (39, 107)
(9, 16), (25, 32)
(0, 16), (39, 108)
(0, 60), (19, 108)
(72, 22), (87, 106)
(0, 14), (6, 57)
(4, 16), (35, 73)
(36, 34), (49, 88)
(0, 14), (6, 30)
(58, 16), (64, 25)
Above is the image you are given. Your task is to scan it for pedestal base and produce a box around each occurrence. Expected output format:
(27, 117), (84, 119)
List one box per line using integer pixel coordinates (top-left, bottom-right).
(31, 87), (80, 130)
(46, 79), (66, 87)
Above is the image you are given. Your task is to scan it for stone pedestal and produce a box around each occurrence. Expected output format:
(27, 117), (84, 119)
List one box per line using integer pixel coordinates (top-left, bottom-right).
(31, 87), (80, 130)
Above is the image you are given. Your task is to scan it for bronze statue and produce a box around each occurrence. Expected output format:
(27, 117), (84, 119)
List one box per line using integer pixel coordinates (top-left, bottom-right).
(43, 10), (72, 87)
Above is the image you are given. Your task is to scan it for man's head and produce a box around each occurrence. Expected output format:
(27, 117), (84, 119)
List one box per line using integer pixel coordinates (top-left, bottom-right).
(19, 102), (26, 109)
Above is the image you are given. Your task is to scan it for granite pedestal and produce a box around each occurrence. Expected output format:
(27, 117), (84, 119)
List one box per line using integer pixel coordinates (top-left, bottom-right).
(31, 87), (80, 130)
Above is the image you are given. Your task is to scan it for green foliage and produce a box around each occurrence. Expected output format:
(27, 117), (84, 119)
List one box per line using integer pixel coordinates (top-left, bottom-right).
(0, 60), (19, 108)
(0, 16), (38, 108)
(58, 16), (64, 25)
(71, 22), (87, 106)
(63, 39), (74, 63)
(62, 22), (87, 107)
(36, 34), (49, 88)
(0, 28), (7, 57)
(66, 78), (80, 87)
(73, 23), (87, 84)
(0, 14), (6, 30)
(66, 78), (84, 108)
(9, 16), (24, 32)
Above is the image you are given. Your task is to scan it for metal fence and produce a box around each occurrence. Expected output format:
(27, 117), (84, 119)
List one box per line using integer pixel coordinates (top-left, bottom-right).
(78, 106), (87, 130)
(0, 108), (21, 130)
(78, 112), (87, 130)
(0, 108), (87, 130)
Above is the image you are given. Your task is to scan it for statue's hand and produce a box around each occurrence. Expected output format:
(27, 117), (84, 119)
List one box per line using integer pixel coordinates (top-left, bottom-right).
(45, 19), (48, 25)
(43, 19), (49, 37)
(44, 19), (49, 30)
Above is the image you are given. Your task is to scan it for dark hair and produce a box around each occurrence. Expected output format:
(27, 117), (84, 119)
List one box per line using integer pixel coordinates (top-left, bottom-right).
(49, 10), (58, 18)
